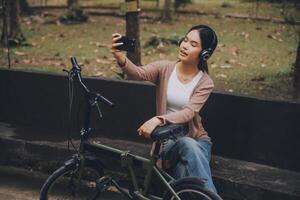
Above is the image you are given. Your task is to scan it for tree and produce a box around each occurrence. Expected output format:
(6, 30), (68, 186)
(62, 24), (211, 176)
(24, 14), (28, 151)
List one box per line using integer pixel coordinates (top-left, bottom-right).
(126, 0), (141, 65)
(19, 0), (32, 15)
(60, 0), (88, 24)
(1, 0), (25, 47)
(161, 0), (192, 23)
(161, 0), (172, 23)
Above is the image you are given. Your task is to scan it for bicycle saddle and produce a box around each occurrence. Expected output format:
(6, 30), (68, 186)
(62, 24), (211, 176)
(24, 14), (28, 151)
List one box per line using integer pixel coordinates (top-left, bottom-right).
(151, 124), (188, 142)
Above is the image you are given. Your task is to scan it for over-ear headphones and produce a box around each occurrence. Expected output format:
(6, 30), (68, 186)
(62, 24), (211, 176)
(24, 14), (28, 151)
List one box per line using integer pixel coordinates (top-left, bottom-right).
(178, 25), (217, 62)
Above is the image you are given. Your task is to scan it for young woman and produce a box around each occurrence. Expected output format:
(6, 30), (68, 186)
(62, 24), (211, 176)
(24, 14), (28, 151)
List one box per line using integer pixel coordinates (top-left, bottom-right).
(111, 25), (218, 193)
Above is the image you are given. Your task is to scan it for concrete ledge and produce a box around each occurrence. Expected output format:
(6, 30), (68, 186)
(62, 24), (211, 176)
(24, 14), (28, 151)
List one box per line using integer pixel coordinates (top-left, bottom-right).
(1, 69), (300, 172)
(0, 130), (299, 200)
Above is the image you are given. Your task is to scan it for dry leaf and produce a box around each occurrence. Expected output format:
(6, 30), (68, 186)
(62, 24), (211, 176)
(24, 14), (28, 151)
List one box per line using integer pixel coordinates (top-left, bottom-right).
(225, 59), (237, 64)
(216, 74), (227, 78)
(23, 59), (32, 64)
(15, 51), (26, 56)
(237, 62), (247, 67)
(220, 65), (232, 69)
(96, 42), (107, 48)
(211, 64), (218, 68)
(94, 72), (104, 76)
(267, 34), (276, 40)
(95, 58), (110, 64)
(230, 47), (240, 56)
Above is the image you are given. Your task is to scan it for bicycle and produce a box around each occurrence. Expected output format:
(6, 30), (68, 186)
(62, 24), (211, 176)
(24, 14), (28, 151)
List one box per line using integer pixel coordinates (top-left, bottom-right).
(39, 57), (222, 200)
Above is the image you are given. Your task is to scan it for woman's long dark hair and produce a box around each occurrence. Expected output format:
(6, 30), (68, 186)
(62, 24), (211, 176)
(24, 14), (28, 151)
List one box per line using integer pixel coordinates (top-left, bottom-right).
(188, 25), (218, 73)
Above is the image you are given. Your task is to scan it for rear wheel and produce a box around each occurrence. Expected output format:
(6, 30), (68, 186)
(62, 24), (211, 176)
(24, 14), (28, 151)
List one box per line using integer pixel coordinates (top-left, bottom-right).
(40, 161), (103, 200)
(163, 177), (222, 200)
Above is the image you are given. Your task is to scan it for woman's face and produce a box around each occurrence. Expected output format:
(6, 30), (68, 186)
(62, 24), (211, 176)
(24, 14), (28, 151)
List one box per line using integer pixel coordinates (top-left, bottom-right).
(178, 29), (202, 64)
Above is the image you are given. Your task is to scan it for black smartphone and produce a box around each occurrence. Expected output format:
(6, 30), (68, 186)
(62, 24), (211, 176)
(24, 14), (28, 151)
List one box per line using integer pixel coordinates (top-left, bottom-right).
(116, 36), (136, 52)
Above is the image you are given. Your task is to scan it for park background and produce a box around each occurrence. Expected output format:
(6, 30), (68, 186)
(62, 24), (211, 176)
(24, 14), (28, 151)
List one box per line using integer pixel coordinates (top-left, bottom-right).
(0, 0), (300, 102)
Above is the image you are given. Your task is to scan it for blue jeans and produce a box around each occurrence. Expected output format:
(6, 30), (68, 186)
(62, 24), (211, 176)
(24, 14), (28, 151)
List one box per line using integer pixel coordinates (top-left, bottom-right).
(161, 136), (217, 193)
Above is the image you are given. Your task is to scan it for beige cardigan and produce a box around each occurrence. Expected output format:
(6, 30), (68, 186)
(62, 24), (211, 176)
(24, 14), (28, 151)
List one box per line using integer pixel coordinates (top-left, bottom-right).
(121, 58), (214, 141)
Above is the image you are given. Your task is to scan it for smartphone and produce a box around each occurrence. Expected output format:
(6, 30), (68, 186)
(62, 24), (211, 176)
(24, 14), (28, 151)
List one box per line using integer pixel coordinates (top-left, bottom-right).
(116, 36), (136, 52)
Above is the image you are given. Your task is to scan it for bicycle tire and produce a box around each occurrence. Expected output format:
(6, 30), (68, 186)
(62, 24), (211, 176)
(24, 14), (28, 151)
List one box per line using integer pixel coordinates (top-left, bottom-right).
(40, 162), (104, 200)
(163, 177), (222, 200)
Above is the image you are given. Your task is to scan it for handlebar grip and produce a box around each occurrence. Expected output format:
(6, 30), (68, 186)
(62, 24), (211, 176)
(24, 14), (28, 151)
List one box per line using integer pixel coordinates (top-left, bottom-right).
(97, 94), (114, 108)
(71, 57), (80, 70)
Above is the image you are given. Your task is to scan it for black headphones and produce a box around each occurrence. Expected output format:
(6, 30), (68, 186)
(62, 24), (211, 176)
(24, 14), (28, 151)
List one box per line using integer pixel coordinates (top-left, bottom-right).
(178, 25), (217, 62)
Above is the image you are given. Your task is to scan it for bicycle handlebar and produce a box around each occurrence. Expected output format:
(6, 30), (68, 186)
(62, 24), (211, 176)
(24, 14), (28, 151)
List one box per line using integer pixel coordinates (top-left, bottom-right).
(69, 56), (114, 108)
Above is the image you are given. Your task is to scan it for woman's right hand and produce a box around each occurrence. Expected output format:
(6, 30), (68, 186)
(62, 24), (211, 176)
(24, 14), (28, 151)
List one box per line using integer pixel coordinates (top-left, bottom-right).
(111, 33), (126, 67)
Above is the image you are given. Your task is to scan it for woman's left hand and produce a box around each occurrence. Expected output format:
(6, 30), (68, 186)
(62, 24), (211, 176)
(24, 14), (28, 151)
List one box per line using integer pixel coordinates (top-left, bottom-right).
(137, 117), (162, 139)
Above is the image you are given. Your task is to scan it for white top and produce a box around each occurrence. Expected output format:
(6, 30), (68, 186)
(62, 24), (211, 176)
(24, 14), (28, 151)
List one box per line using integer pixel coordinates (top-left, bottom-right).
(167, 65), (203, 113)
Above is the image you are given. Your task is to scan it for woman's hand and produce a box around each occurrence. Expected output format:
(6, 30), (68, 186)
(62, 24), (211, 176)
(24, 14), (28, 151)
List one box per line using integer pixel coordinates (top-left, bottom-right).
(137, 117), (162, 139)
(111, 33), (126, 67)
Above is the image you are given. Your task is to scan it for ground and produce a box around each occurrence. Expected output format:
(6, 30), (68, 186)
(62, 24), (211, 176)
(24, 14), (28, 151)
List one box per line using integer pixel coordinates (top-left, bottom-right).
(0, 0), (299, 102)
(0, 165), (125, 200)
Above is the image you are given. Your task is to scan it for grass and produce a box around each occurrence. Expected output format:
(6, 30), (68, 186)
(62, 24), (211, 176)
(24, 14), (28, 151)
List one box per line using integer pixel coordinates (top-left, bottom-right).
(0, 1), (299, 102)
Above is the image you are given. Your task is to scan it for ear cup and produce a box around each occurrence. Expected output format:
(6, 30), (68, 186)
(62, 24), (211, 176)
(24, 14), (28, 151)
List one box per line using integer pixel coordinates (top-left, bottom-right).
(200, 49), (211, 61)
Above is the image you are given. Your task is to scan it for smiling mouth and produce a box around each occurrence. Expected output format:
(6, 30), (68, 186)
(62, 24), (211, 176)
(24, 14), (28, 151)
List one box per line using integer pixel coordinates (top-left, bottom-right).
(179, 50), (188, 56)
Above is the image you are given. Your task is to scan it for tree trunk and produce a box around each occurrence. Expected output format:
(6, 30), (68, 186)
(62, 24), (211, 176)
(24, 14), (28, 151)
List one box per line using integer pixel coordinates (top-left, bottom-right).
(126, 0), (141, 65)
(1, 0), (25, 46)
(60, 0), (88, 24)
(67, 0), (78, 8)
(19, 0), (32, 15)
(293, 36), (300, 98)
(161, 0), (172, 23)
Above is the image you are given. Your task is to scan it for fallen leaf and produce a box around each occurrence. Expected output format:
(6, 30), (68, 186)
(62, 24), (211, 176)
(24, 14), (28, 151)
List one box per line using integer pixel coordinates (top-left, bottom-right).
(237, 62), (247, 67)
(230, 47), (240, 56)
(267, 34), (276, 40)
(94, 72), (104, 76)
(14, 51), (26, 56)
(23, 59), (32, 64)
(211, 64), (218, 68)
(95, 58), (111, 64)
(225, 59), (237, 64)
(220, 65), (232, 69)
(216, 74), (227, 78)
(96, 42), (107, 48)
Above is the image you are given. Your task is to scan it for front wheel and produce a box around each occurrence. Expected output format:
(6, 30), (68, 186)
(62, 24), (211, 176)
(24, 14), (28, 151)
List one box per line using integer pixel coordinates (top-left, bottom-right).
(40, 160), (103, 200)
(163, 177), (222, 200)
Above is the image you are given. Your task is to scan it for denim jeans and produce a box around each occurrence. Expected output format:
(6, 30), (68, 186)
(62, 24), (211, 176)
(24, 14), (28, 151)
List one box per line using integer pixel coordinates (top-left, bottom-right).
(161, 136), (217, 193)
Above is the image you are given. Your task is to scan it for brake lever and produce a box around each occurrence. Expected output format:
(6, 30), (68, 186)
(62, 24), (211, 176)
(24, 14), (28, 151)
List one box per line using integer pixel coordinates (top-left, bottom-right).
(95, 101), (103, 119)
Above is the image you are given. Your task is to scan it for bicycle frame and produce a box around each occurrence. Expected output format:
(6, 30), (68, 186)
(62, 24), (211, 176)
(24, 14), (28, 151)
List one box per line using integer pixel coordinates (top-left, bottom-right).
(82, 141), (180, 200)
(67, 57), (182, 200)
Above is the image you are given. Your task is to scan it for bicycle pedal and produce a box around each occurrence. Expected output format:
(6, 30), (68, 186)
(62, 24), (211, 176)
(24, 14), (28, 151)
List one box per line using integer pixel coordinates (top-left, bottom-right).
(96, 176), (112, 192)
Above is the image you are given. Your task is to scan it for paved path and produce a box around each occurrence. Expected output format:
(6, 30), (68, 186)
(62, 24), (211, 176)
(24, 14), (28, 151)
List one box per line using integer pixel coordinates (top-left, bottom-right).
(0, 166), (125, 200)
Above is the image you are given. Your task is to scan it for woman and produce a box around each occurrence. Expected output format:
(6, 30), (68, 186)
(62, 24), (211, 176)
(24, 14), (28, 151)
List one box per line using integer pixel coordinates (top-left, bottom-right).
(111, 25), (218, 193)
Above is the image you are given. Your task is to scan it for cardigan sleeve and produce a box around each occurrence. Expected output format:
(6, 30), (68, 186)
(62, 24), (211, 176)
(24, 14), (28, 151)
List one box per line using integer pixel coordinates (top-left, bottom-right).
(121, 58), (167, 84)
(157, 76), (214, 124)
